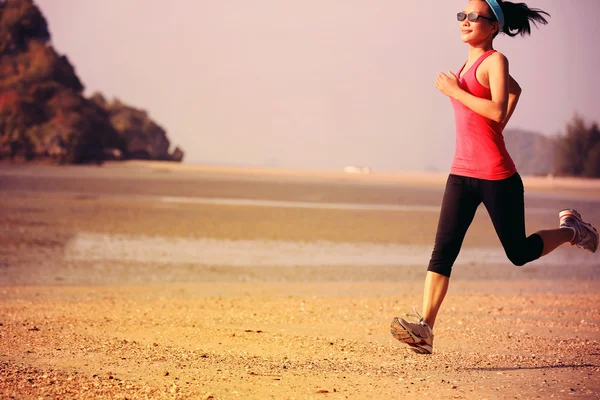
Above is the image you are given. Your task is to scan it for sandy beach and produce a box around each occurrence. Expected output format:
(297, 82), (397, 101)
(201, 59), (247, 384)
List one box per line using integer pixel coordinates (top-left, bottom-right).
(1, 162), (599, 399)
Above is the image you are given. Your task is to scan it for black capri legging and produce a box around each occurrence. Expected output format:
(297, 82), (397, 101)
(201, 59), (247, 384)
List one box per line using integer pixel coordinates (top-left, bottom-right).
(427, 173), (544, 278)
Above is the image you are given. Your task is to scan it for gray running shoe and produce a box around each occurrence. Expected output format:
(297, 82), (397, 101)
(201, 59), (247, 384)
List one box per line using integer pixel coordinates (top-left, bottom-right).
(390, 307), (434, 354)
(559, 209), (599, 253)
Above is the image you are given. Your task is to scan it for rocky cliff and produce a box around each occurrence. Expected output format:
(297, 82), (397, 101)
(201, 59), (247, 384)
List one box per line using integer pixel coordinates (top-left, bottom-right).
(0, 0), (183, 163)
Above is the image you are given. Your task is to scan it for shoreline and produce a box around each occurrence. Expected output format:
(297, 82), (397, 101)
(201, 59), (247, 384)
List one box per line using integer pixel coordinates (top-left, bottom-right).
(2, 160), (600, 193)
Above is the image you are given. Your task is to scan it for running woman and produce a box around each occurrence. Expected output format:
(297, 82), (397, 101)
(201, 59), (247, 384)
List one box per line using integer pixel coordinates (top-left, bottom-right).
(390, 0), (599, 354)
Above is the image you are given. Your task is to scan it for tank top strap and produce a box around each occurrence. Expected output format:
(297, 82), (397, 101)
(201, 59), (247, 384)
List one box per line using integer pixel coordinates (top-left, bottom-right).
(471, 49), (497, 74)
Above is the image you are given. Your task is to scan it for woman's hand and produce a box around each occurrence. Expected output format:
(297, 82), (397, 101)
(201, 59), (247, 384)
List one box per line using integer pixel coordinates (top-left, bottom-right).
(435, 72), (461, 99)
(441, 52), (509, 123)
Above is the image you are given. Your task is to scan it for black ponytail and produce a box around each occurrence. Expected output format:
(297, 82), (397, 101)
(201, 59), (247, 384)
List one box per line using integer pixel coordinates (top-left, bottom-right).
(498, 1), (550, 37)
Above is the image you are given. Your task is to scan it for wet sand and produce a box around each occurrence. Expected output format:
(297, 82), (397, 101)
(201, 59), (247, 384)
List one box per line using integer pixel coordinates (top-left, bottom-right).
(1, 162), (599, 399)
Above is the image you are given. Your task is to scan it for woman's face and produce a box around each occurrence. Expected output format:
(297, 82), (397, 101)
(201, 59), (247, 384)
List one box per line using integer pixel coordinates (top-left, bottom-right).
(459, 0), (498, 45)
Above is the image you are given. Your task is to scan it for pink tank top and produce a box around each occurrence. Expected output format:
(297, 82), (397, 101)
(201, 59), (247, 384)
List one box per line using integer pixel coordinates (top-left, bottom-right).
(450, 49), (517, 180)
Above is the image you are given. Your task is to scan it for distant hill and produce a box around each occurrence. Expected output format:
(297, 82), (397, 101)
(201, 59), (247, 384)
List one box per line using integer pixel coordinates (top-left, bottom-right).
(504, 128), (554, 176)
(0, 0), (183, 163)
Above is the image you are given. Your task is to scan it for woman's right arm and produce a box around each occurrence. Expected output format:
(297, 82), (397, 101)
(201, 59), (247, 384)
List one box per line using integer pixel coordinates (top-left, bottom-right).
(503, 75), (522, 127)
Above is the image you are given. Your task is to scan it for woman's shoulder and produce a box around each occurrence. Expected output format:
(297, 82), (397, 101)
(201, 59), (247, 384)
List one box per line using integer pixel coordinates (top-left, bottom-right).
(480, 51), (509, 73)
(487, 51), (509, 66)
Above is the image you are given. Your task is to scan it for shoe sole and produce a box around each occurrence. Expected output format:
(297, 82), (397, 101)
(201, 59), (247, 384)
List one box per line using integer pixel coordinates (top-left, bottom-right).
(390, 317), (432, 354)
(559, 209), (599, 253)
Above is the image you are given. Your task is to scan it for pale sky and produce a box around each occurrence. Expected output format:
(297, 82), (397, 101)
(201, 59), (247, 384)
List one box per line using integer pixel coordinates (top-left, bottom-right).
(36, 0), (600, 171)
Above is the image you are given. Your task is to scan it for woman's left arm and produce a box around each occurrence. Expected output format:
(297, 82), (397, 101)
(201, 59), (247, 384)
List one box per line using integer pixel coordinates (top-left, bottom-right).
(436, 53), (509, 123)
(502, 74), (522, 127)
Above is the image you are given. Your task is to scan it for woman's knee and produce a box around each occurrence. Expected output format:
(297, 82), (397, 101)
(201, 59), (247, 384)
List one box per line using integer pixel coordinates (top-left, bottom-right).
(507, 254), (528, 267)
(427, 262), (452, 278)
(428, 244), (461, 277)
(505, 247), (531, 267)
(505, 235), (544, 267)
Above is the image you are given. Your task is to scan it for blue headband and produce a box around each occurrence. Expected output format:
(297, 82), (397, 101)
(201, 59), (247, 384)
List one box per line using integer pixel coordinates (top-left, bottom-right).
(485, 0), (505, 30)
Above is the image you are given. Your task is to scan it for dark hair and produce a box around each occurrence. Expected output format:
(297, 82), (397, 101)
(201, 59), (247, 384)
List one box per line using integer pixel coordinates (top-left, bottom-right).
(496, 1), (550, 37)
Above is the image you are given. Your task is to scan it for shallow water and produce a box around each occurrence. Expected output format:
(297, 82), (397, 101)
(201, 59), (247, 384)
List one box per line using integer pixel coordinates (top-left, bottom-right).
(156, 195), (558, 215)
(3, 165), (599, 286)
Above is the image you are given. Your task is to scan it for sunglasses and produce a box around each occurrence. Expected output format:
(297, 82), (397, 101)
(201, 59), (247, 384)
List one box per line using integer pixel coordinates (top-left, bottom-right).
(457, 12), (496, 22)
